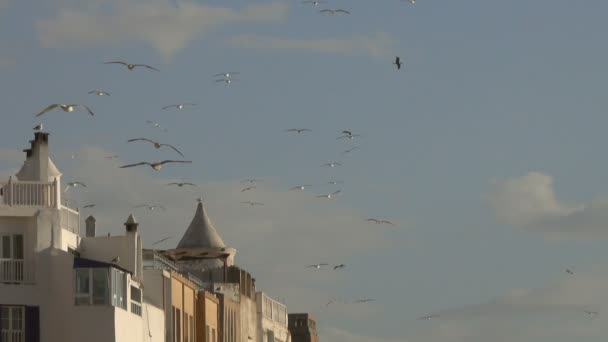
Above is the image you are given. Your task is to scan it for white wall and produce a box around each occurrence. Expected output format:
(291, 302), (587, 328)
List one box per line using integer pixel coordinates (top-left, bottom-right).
(143, 303), (165, 342)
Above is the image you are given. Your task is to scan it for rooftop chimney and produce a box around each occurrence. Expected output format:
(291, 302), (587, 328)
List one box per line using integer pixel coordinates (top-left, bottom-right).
(85, 216), (96, 237)
(16, 132), (61, 182)
(125, 214), (138, 233)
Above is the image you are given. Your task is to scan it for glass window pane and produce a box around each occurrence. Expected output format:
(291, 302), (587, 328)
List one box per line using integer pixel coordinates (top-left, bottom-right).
(131, 286), (141, 303)
(2, 236), (10, 259)
(11, 307), (22, 330)
(12, 235), (23, 259)
(1, 307), (9, 329)
(75, 269), (90, 295)
(92, 268), (109, 305)
(176, 309), (181, 342)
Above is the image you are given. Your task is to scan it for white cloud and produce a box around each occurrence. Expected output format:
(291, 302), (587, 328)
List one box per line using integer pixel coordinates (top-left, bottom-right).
(228, 32), (397, 59)
(485, 172), (608, 238)
(36, 0), (288, 60)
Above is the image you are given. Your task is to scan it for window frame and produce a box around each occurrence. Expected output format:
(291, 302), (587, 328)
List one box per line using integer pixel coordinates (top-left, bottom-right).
(0, 234), (24, 260)
(0, 306), (25, 336)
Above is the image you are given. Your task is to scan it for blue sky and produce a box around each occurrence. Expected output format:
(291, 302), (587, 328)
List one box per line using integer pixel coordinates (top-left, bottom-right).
(2, 0), (608, 341)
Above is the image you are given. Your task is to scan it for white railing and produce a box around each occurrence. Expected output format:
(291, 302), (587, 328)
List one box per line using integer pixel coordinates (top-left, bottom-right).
(0, 259), (34, 284)
(0, 330), (24, 342)
(0, 177), (57, 208)
(131, 301), (142, 316)
(61, 207), (80, 234)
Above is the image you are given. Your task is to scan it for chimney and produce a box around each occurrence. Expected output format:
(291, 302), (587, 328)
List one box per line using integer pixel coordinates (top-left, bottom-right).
(32, 132), (50, 182)
(85, 216), (96, 237)
(125, 214), (139, 233)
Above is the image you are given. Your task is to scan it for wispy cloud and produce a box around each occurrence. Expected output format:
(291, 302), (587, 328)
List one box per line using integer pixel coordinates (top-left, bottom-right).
(36, 0), (289, 60)
(485, 172), (608, 238)
(228, 32), (398, 59)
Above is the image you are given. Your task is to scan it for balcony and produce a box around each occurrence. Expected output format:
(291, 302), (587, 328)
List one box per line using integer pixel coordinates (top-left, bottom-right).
(0, 259), (34, 284)
(61, 207), (80, 234)
(0, 330), (24, 342)
(0, 178), (57, 208)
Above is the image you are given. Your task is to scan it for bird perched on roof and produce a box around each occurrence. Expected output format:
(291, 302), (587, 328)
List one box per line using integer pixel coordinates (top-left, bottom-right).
(111, 256), (120, 263)
(162, 103), (196, 110)
(127, 138), (185, 157)
(167, 182), (196, 187)
(88, 90), (110, 96)
(307, 263), (329, 269)
(64, 182), (86, 192)
(394, 56), (402, 70)
(104, 61), (159, 71)
(33, 124), (43, 131)
(316, 190), (341, 199)
(285, 128), (312, 134)
(120, 160), (192, 171)
(333, 264), (346, 270)
(319, 9), (350, 14)
(36, 104), (94, 117)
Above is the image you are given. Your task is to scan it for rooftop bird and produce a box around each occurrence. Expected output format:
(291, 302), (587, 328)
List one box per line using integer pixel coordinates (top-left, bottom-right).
(83, 204), (96, 209)
(394, 56), (402, 70)
(167, 182), (196, 187)
(111, 256), (120, 263)
(366, 218), (396, 225)
(134, 204), (166, 211)
(152, 235), (175, 246)
(417, 314), (439, 320)
(353, 299), (376, 303)
(333, 264), (346, 270)
(285, 128), (312, 134)
(88, 90), (110, 96)
(321, 162), (342, 168)
(316, 190), (341, 199)
(64, 182), (86, 192)
(241, 186), (256, 192)
(120, 160), (192, 171)
(319, 9), (350, 14)
(302, 0), (327, 5)
(307, 263), (329, 269)
(290, 185), (312, 191)
(33, 124), (43, 131)
(36, 104), (94, 117)
(162, 103), (196, 110)
(241, 201), (264, 206)
(213, 72), (239, 78)
(104, 61), (159, 71)
(127, 138), (184, 157)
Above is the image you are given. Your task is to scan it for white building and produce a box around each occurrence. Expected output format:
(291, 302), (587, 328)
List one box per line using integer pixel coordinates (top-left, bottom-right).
(256, 293), (289, 342)
(0, 132), (153, 342)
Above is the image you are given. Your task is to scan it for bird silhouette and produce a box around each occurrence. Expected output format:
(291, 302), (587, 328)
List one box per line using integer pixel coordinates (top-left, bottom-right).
(394, 56), (402, 70)
(120, 160), (192, 171)
(104, 61), (159, 71)
(127, 138), (184, 157)
(36, 104), (94, 117)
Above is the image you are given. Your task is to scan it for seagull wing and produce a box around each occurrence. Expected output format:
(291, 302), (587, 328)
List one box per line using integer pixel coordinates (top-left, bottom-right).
(331, 190), (341, 195)
(127, 138), (157, 144)
(319, 9), (333, 13)
(79, 105), (94, 116)
(137, 64), (160, 71)
(120, 162), (150, 168)
(36, 104), (59, 117)
(104, 61), (128, 66)
(158, 160), (192, 165)
(381, 220), (395, 225)
(335, 9), (350, 13)
(159, 144), (185, 157)
(285, 129), (298, 132)
(162, 105), (177, 110)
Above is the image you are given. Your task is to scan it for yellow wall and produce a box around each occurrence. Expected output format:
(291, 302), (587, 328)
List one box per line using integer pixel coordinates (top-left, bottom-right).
(170, 272), (197, 342)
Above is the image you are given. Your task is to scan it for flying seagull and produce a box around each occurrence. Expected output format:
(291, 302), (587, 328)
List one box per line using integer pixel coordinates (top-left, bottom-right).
(417, 314), (439, 320)
(307, 263), (329, 269)
(88, 90), (110, 96)
(342, 146), (361, 154)
(321, 162), (342, 167)
(290, 185), (312, 191)
(241, 201), (264, 206)
(394, 56), (402, 70)
(105, 155), (119, 160)
(333, 264), (346, 270)
(162, 103), (196, 110)
(353, 299), (376, 304)
(104, 61), (159, 71)
(241, 186), (256, 192)
(33, 124), (43, 131)
(365, 218), (396, 225)
(120, 160), (192, 171)
(285, 128), (312, 134)
(302, 0), (327, 5)
(152, 235), (175, 246)
(327, 180), (344, 185)
(82, 204), (96, 209)
(36, 104), (94, 117)
(241, 179), (262, 184)
(337, 133), (361, 140)
(566, 268), (574, 275)
(316, 190), (341, 199)
(319, 9), (350, 14)
(64, 182), (86, 192)
(215, 78), (238, 84)
(134, 204), (166, 211)
(146, 120), (168, 132)
(213, 72), (239, 78)
(584, 310), (599, 319)
(127, 138), (185, 157)
(167, 182), (196, 187)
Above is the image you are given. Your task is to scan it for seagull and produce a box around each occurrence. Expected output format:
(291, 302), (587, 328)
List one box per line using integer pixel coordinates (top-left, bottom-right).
(241, 186), (256, 192)
(241, 201), (264, 206)
(290, 185), (312, 191)
(167, 182), (196, 187)
(353, 299), (376, 304)
(88, 90), (110, 96)
(64, 182), (86, 192)
(319, 9), (350, 14)
(417, 314), (439, 320)
(151, 235), (175, 246)
(213, 72), (240, 78)
(33, 124), (43, 131)
(127, 138), (185, 157)
(302, 0), (327, 5)
(134, 204), (166, 211)
(146, 120), (168, 132)
(394, 56), (402, 70)
(119, 160), (192, 171)
(323, 299), (336, 308)
(327, 180), (344, 185)
(36, 104), (94, 117)
(342, 130), (353, 136)
(82, 204), (96, 209)
(104, 61), (159, 71)
(333, 264), (346, 270)
(321, 162), (342, 167)
(316, 190), (341, 199)
(584, 310), (599, 319)
(342, 146), (361, 154)
(307, 263), (329, 269)
(402, 0), (416, 4)
(111, 256), (120, 263)
(215, 78), (238, 84)
(162, 103), (196, 110)
(241, 179), (262, 184)
(566, 268), (574, 275)
(285, 128), (312, 134)
(105, 155), (119, 159)
(337, 133), (361, 140)
(366, 218), (396, 225)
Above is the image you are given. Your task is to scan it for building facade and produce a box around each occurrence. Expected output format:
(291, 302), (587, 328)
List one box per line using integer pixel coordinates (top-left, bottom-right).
(288, 314), (318, 342)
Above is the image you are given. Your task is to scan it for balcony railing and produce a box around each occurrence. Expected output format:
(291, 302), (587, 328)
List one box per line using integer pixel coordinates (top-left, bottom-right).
(60, 207), (80, 234)
(131, 301), (142, 316)
(0, 177), (57, 208)
(0, 259), (34, 284)
(0, 330), (24, 342)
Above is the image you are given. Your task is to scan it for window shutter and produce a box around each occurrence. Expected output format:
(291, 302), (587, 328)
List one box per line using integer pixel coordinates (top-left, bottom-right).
(25, 306), (40, 342)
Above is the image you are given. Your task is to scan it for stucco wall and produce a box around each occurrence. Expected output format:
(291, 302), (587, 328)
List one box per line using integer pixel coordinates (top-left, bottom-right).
(144, 302), (166, 342)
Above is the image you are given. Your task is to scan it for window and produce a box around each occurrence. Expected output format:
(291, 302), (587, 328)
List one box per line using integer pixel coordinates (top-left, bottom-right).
(212, 328), (216, 342)
(131, 286), (142, 316)
(111, 268), (127, 309)
(184, 312), (188, 342)
(0, 234), (23, 260)
(206, 324), (210, 342)
(190, 316), (194, 342)
(267, 330), (274, 342)
(1, 306), (24, 342)
(75, 267), (123, 307)
(176, 308), (181, 342)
